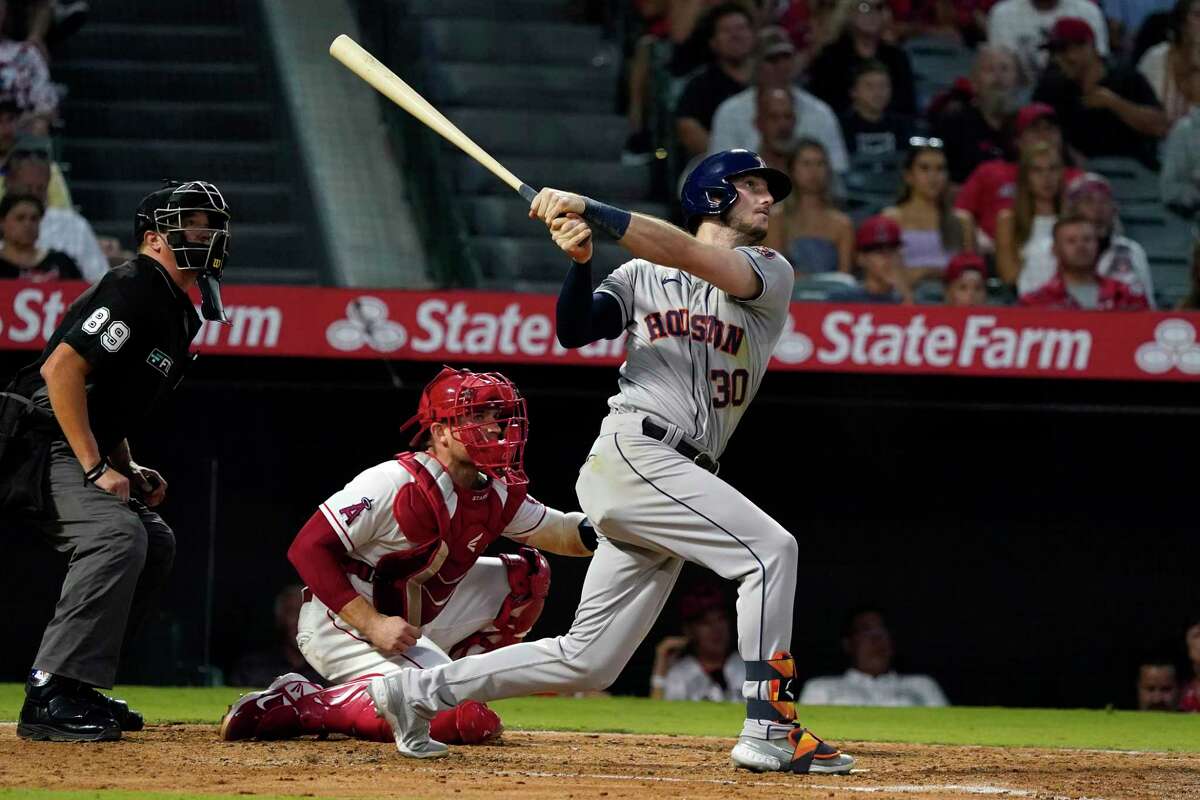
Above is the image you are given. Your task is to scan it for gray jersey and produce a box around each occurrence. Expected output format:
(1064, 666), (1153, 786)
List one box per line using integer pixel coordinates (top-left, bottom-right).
(596, 245), (794, 459)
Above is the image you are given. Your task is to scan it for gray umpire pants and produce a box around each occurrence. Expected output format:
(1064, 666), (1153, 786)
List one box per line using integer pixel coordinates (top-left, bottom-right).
(396, 412), (799, 740)
(29, 441), (175, 689)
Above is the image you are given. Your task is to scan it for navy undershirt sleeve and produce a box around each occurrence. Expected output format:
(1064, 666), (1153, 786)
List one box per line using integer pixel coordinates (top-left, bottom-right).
(555, 260), (625, 348)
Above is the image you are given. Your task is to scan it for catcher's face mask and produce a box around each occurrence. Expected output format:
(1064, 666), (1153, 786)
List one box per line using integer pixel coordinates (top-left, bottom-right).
(142, 181), (231, 323)
(401, 367), (529, 486)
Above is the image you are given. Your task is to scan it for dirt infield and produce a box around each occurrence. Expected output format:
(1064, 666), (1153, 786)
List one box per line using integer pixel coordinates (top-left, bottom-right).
(2, 724), (1198, 799)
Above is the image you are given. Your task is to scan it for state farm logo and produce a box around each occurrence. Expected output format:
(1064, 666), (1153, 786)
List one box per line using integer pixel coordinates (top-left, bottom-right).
(772, 313), (813, 364)
(790, 311), (1093, 371)
(326, 296), (407, 353)
(1134, 319), (1200, 375)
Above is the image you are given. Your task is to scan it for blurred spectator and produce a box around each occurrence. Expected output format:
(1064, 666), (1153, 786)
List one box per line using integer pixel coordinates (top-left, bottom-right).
(799, 607), (948, 706)
(5, 1), (89, 54)
(0, 191), (78, 280)
(831, 214), (908, 301)
(1133, 7), (1174, 62)
(772, 0), (844, 67)
(929, 46), (1022, 183)
(1111, 0), (1177, 59)
(994, 142), (1064, 285)
(621, 0), (670, 163)
(649, 582), (744, 702)
(1162, 103), (1200, 216)
(883, 140), (974, 286)
(987, 0), (1109, 78)
(0, 1), (56, 133)
(943, 252), (989, 305)
(668, 0), (762, 77)
(746, 87), (796, 172)
(807, 0), (918, 115)
(1181, 622), (1200, 711)
(1019, 172), (1156, 301)
(765, 137), (855, 272)
(0, 128), (71, 208)
(6, 147), (107, 282)
(1136, 0), (1200, 124)
(1033, 18), (1168, 168)
(229, 585), (324, 687)
(674, 3), (756, 158)
(710, 26), (848, 172)
(1136, 658), (1180, 710)
(956, 103), (1083, 246)
(886, 0), (995, 43)
(839, 59), (916, 159)
(1179, 239), (1200, 309)
(1018, 215), (1149, 308)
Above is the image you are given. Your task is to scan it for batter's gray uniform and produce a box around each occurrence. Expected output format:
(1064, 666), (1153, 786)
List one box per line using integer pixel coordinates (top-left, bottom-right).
(393, 245), (797, 740)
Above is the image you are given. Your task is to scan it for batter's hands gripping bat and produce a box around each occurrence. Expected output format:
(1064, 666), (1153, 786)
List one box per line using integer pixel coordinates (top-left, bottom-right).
(328, 34), (538, 203)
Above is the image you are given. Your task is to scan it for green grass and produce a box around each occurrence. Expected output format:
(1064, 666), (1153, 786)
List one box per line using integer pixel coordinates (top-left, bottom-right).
(2, 684), (1197, 753)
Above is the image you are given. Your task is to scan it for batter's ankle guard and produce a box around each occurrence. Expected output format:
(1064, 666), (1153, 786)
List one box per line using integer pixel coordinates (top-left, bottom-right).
(744, 650), (798, 724)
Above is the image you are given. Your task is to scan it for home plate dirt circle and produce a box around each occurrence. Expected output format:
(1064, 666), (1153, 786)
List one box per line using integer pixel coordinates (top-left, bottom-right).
(1, 725), (1197, 799)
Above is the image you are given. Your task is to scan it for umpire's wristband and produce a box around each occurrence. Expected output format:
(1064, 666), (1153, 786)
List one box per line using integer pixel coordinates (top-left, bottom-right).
(84, 458), (110, 483)
(582, 198), (632, 240)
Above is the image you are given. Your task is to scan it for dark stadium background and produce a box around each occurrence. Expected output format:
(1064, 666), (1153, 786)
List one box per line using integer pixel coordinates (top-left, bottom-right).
(3, 349), (1194, 709)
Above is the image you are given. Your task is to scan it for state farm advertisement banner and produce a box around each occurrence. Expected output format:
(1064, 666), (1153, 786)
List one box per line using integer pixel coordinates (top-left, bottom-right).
(1, 281), (1198, 381)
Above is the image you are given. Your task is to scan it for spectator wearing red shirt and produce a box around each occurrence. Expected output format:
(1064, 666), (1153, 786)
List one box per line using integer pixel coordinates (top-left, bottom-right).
(943, 252), (988, 305)
(1019, 215), (1150, 309)
(1181, 622), (1200, 712)
(887, 0), (999, 43)
(955, 103), (1083, 247)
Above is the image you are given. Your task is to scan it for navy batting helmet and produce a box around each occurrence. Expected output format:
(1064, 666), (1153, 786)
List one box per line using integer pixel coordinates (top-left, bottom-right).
(680, 149), (791, 232)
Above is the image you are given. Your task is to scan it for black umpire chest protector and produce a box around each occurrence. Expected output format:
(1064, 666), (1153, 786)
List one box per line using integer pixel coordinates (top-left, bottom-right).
(1, 256), (201, 514)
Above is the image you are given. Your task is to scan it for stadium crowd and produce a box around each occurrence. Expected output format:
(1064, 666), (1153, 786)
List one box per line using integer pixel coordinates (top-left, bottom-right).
(0, 0), (111, 284)
(621, 0), (1200, 309)
(644, 583), (1200, 712)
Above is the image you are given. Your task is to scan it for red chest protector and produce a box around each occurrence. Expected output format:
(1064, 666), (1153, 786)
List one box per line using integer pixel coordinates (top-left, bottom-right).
(370, 452), (527, 626)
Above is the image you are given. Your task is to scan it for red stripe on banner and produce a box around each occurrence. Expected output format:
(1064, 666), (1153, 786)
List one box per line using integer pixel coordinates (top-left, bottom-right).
(1, 280), (1197, 381)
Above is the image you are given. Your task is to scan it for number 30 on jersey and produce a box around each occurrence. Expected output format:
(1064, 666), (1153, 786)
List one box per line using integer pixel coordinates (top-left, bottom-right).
(711, 368), (748, 408)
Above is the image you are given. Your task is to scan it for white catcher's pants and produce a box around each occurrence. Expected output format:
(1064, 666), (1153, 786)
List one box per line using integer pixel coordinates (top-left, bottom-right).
(296, 556), (512, 683)
(396, 413), (799, 739)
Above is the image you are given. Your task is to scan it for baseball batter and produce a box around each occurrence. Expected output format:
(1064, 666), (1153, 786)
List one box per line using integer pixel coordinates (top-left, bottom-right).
(218, 367), (594, 745)
(368, 150), (854, 774)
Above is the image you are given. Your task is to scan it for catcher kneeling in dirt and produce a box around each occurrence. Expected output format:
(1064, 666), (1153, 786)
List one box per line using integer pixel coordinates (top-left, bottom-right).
(220, 367), (594, 745)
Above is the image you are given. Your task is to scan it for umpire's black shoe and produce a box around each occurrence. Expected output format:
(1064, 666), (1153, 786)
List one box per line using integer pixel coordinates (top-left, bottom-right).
(77, 686), (144, 732)
(17, 674), (121, 742)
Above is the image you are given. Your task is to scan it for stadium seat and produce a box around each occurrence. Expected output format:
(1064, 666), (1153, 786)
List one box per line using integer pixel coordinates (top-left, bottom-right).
(1085, 157), (1161, 204)
(54, 0), (324, 284)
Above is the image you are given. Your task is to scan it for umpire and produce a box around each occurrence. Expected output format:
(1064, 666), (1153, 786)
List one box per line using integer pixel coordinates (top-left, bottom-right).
(0, 180), (231, 741)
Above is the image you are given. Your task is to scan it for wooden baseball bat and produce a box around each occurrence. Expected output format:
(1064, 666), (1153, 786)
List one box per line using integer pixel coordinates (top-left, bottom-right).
(329, 34), (537, 202)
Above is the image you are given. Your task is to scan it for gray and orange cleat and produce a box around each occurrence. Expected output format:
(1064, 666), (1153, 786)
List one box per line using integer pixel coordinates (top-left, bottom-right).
(731, 726), (855, 774)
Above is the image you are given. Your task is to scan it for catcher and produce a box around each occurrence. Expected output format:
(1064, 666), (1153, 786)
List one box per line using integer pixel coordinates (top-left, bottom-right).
(219, 366), (594, 745)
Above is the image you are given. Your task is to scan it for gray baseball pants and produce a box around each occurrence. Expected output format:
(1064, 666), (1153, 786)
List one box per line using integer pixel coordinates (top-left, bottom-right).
(29, 441), (175, 688)
(394, 413), (799, 739)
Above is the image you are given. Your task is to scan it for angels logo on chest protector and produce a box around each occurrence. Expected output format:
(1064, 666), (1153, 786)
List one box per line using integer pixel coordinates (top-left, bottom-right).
(370, 452), (526, 626)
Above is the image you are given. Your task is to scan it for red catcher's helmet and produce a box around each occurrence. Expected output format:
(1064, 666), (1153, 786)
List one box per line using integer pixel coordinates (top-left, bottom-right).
(400, 366), (529, 486)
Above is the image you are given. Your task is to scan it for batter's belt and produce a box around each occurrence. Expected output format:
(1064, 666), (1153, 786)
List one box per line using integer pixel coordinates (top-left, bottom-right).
(640, 418), (719, 474)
